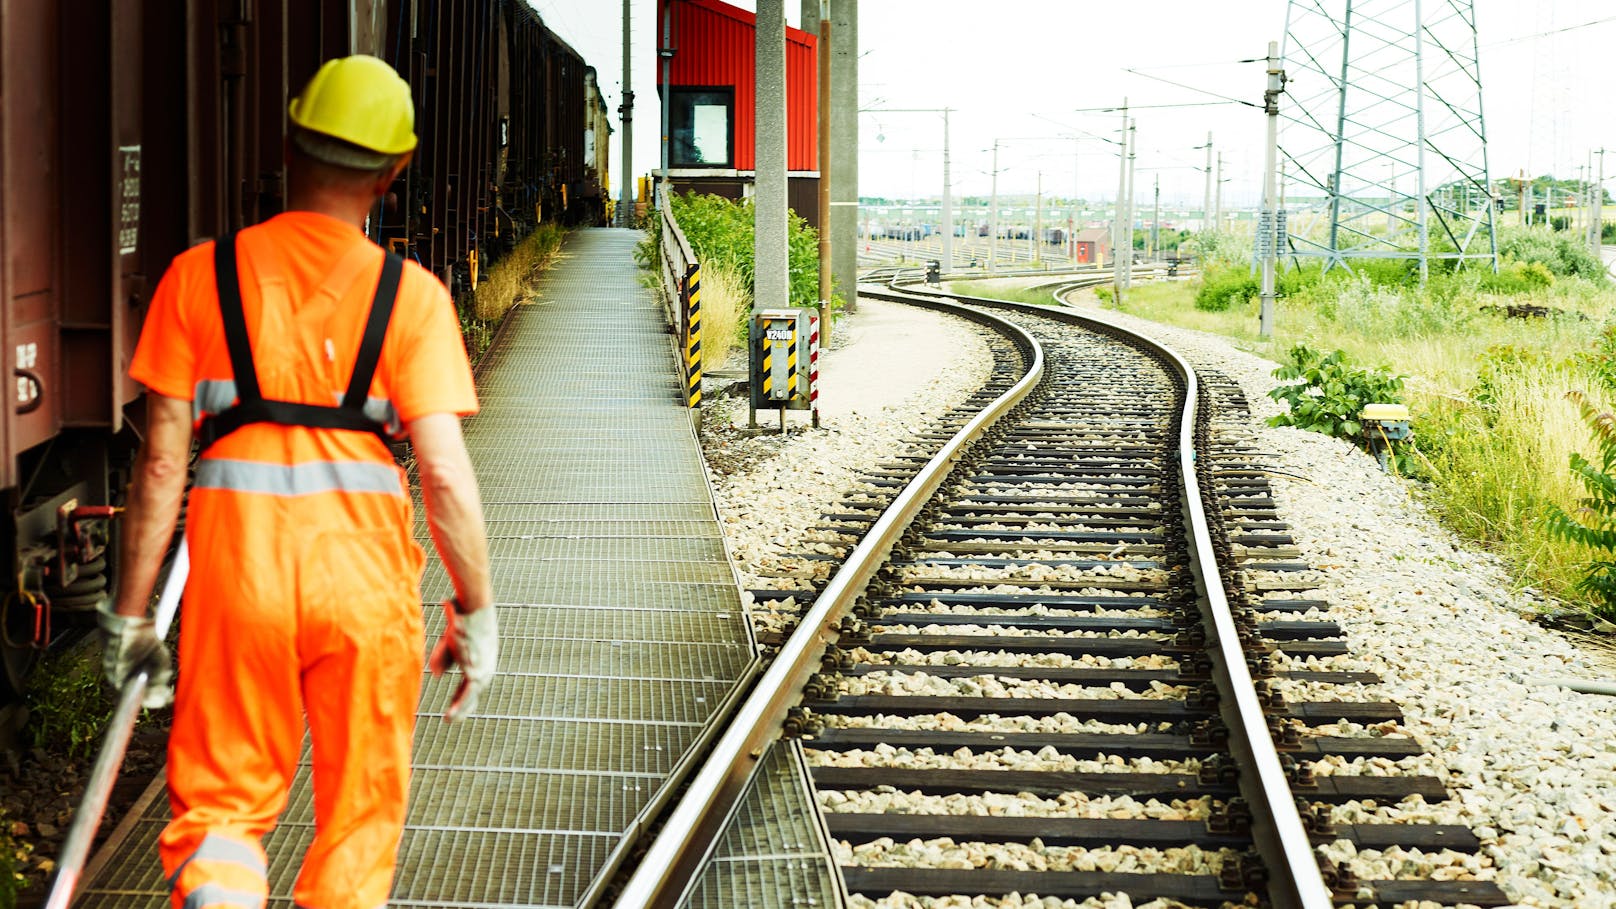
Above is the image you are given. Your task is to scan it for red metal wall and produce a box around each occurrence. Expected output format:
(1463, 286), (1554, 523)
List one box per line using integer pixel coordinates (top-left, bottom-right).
(659, 0), (818, 172)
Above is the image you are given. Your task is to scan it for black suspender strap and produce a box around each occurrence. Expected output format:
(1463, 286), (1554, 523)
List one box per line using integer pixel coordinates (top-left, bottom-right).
(342, 252), (402, 409)
(198, 232), (405, 453)
(214, 233), (262, 402)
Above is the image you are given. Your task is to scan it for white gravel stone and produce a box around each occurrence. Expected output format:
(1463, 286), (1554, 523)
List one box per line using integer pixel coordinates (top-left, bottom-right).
(820, 789), (1214, 821)
(804, 746), (1200, 776)
(835, 671), (1191, 701)
(837, 836), (1233, 876)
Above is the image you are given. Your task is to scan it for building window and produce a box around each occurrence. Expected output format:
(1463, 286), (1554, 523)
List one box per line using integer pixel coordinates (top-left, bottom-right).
(671, 88), (732, 167)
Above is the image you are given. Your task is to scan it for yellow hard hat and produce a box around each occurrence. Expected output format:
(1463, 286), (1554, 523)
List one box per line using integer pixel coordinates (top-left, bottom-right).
(289, 55), (417, 155)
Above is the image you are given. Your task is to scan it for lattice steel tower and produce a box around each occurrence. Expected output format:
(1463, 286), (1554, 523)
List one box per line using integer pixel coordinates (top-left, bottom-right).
(1281, 0), (1498, 278)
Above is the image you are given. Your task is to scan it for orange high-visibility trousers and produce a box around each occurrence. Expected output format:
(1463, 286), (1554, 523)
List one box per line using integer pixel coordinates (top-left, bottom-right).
(159, 520), (425, 909)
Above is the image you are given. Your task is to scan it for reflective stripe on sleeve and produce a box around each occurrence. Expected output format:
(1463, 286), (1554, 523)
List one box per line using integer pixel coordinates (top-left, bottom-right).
(194, 459), (404, 497)
(182, 883), (266, 909)
(191, 379), (403, 437)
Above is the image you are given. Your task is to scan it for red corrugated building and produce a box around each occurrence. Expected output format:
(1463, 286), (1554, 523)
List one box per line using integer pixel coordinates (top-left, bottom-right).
(656, 0), (821, 226)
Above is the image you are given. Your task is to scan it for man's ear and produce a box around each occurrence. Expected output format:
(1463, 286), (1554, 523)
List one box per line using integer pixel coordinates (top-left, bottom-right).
(376, 150), (414, 196)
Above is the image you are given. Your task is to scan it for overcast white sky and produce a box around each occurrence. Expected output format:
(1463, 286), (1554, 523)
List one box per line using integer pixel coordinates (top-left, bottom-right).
(532, 0), (1614, 207)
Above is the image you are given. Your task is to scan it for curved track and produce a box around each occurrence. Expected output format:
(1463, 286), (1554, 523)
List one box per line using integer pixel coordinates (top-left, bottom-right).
(616, 282), (1509, 909)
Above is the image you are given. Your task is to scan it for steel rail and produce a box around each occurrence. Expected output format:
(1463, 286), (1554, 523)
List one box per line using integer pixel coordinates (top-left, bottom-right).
(613, 300), (1044, 909)
(45, 539), (191, 909)
(878, 278), (1334, 909)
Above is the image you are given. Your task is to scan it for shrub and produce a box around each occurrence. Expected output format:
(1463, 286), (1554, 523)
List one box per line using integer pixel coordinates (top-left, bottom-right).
(1498, 226), (1607, 281)
(1267, 343), (1405, 442)
(1546, 392), (1616, 618)
(1603, 222), (1614, 243)
(669, 193), (829, 310)
(1479, 261), (1555, 294)
(1194, 267), (1259, 312)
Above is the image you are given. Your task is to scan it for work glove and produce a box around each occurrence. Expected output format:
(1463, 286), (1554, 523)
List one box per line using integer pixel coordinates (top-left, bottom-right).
(428, 599), (498, 723)
(96, 601), (174, 710)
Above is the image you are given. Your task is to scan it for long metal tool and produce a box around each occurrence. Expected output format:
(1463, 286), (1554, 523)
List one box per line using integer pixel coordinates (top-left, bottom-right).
(45, 538), (190, 909)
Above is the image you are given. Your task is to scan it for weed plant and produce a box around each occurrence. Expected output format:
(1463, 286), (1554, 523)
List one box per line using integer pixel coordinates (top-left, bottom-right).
(27, 644), (114, 762)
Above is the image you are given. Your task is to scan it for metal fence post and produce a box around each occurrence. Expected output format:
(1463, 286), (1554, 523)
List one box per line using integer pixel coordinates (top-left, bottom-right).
(684, 264), (702, 408)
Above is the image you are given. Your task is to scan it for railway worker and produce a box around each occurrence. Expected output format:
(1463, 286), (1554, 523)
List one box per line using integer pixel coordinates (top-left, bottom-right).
(95, 54), (498, 909)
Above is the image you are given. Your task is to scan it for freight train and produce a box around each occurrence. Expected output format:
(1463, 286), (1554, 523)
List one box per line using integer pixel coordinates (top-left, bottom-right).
(0, 1), (608, 702)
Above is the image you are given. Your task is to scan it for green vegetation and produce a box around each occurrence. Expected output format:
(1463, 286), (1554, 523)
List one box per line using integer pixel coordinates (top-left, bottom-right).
(1267, 344), (1405, 441)
(27, 643), (115, 761)
(1546, 392), (1616, 614)
(970, 223), (1616, 618)
(1, 811), (20, 909)
(459, 223), (566, 360)
(638, 193), (841, 366)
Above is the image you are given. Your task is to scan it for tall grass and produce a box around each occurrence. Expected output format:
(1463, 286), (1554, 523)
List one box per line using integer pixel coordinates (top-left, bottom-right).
(473, 223), (565, 321)
(699, 263), (748, 370)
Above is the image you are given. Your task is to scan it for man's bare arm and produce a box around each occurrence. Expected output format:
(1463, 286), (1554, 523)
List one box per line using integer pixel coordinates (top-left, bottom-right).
(114, 394), (194, 618)
(409, 412), (492, 613)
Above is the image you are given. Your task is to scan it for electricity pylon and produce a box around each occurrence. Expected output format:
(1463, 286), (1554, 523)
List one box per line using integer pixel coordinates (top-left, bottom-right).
(1281, 0), (1498, 280)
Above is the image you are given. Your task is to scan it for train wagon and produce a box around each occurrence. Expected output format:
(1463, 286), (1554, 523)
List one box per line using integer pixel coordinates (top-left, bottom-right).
(0, 0), (603, 701)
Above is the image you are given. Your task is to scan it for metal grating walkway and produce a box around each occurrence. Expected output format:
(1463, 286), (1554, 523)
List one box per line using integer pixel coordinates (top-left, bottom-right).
(76, 229), (753, 908)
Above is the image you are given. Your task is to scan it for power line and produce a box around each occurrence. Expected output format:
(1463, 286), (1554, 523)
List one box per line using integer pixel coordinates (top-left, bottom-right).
(1117, 70), (1262, 109)
(1485, 14), (1616, 47)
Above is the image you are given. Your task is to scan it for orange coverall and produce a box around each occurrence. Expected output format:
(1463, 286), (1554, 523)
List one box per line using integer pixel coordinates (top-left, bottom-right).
(129, 212), (477, 909)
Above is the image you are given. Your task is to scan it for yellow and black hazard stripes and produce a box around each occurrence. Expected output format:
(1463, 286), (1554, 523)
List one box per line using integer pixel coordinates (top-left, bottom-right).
(684, 264), (702, 408)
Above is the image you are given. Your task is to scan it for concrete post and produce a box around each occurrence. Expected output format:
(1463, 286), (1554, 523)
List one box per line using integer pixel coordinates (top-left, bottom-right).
(1112, 101), (1127, 306)
(619, 0), (634, 226)
(942, 108), (953, 273)
(1260, 40), (1283, 339)
(1123, 118), (1135, 289)
(1203, 132), (1213, 232)
(988, 140), (1000, 273)
(755, 0), (789, 310)
(815, 3), (831, 343)
(828, 0), (858, 313)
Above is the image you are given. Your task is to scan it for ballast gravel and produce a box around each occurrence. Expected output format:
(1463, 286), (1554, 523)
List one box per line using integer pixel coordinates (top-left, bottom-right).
(1057, 292), (1616, 908)
(703, 287), (1616, 906)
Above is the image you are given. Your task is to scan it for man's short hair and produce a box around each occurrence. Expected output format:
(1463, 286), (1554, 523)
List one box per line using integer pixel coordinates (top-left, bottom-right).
(291, 127), (404, 176)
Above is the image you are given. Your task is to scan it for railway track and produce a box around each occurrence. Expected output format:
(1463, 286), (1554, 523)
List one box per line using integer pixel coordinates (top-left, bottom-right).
(615, 284), (1509, 908)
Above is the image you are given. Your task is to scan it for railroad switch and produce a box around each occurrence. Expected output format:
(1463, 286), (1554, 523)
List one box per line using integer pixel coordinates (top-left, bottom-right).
(1361, 402), (1413, 472)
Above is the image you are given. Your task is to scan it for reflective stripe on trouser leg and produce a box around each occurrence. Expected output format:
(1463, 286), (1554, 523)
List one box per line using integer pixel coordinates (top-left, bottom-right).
(292, 528), (425, 909)
(164, 832), (270, 909)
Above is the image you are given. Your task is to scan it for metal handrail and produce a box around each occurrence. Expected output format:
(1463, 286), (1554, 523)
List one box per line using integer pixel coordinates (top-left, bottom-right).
(614, 302), (1045, 908)
(45, 540), (191, 909)
(657, 196), (698, 336)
